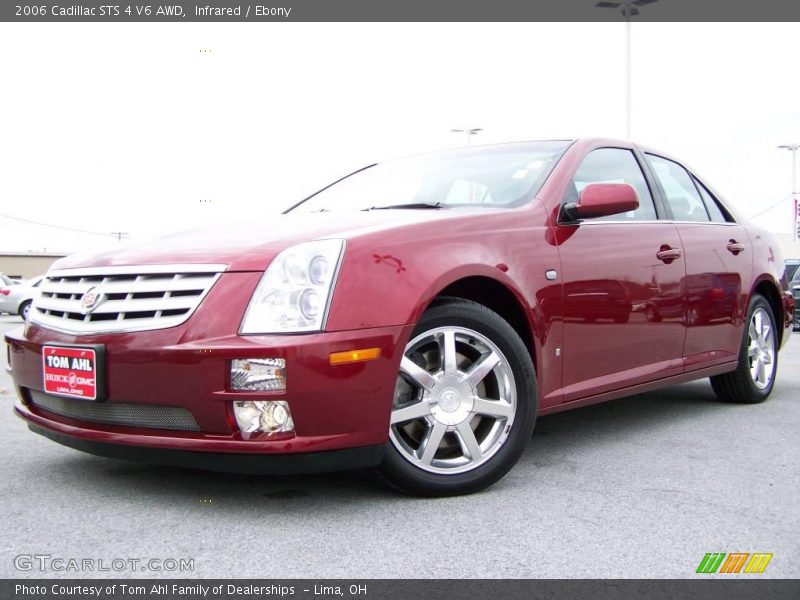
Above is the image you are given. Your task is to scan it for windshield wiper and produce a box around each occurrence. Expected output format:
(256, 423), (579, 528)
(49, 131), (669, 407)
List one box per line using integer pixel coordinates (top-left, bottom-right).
(363, 202), (443, 211)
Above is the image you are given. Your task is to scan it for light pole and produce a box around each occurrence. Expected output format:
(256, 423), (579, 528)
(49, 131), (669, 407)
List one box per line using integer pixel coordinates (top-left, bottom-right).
(451, 128), (482, 145)
(595, 0), (658, 140)
(779, 144), (800, 242)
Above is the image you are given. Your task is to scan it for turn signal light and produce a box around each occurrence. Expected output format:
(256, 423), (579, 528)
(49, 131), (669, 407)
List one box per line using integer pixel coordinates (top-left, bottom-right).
(329, 347), (381, 365)
(231, 358), (286, 391)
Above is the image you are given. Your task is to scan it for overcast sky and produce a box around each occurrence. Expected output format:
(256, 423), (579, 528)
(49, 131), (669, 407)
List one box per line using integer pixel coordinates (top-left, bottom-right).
(1, 22), (799, 256)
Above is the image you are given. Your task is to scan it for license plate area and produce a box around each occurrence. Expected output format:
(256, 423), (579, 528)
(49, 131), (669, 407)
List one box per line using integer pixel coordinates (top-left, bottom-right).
(42, 344), (106, 401)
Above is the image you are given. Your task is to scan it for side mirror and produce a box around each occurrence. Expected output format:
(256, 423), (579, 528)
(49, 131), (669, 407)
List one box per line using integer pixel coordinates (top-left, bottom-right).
(562, 183), (639, 221)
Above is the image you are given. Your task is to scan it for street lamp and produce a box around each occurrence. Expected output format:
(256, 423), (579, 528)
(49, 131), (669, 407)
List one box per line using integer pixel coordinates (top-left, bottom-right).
(778, 144), (800, 242)
(595, 0), (659, 140)
(451, 128), (483, 145)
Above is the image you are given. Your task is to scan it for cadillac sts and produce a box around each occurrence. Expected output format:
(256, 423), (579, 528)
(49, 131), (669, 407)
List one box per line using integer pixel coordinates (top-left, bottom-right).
(5, 139), (794, 495)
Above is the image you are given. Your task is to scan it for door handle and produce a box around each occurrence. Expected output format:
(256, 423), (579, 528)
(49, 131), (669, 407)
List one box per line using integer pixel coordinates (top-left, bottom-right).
(727, 240), (745, 255)
(656, 246), (682, 263)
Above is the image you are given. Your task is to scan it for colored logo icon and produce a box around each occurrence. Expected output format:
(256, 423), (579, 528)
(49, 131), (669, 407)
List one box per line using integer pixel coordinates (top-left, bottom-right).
(696, 552), (773, 574)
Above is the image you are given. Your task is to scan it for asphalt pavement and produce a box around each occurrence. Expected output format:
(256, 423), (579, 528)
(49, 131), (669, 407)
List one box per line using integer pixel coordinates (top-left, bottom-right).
(1, 315), (798, 578)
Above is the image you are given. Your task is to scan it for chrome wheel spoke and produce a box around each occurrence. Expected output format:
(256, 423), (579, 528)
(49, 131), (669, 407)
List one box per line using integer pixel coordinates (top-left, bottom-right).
(455, 421), (483, 461)
(418, 421), (447, 465)
(473, 397), (513, 419)
(754, 310), (763, 334)
(441, 330), (458, 375)
(756, 359), (767, 384)
(748, 342), (759, 358)
(400, 356), (436, 391)
(464, 351), (500, 388)
(391, 401), (431, 424)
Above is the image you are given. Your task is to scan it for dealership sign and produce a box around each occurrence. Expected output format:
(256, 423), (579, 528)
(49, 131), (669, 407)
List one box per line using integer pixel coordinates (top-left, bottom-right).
(42, 345), (98, 400)
(795, 198), (799, 242)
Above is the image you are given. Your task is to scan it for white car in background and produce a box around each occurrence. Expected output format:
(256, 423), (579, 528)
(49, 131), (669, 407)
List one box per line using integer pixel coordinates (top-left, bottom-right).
(0, 273), (19, 287)
(0, 275), (43, 320)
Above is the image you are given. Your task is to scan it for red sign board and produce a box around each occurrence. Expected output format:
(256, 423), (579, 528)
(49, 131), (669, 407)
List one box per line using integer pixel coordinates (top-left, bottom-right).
(42, 345), (98, 400)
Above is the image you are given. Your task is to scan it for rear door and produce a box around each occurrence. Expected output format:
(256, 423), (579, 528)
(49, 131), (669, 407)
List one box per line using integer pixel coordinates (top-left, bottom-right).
(644, 154), (752, 369)
(555, 148), (687, 402)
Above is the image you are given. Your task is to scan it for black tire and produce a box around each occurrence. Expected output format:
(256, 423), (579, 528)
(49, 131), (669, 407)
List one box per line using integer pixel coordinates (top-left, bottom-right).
(377, 297), (537, 496)
(710, 294), (778, 404)
(18, 300), (32, 321)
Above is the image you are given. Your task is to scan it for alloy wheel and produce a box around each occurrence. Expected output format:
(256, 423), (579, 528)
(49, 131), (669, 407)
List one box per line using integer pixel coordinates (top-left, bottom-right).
(389, 326), (516, 475)
(747, 307), (776, 390)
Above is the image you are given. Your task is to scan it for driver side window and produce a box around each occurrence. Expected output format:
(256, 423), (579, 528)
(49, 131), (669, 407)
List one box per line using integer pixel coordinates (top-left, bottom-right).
(566, 148), (658, 221)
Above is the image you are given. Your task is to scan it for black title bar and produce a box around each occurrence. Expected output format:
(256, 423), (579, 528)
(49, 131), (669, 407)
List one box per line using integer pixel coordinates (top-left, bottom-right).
(3, 0), (800, 22)
(4, 579), (800, 600)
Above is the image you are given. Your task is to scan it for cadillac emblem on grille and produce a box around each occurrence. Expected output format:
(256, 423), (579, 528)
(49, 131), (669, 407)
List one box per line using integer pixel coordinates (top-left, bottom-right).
(80, 286), (103, 314)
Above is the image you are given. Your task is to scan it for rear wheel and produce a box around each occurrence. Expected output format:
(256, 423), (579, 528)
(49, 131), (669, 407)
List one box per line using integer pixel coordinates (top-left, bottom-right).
(378, 298), (536, 496)
(710, 294), (778, 404)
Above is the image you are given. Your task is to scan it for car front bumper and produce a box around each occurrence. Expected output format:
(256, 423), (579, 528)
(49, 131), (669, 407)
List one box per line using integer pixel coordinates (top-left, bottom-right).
(6, 319), (413, 473)
(22, 419), (385, 474)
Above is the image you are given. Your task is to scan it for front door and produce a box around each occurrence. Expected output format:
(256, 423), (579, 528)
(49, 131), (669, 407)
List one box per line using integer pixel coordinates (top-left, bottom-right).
(555, 148), (687, 402)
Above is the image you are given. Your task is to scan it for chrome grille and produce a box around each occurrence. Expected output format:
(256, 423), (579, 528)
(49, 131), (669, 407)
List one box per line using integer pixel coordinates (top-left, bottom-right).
(31, 264), (226, 334)
(29, 390), (201, 431)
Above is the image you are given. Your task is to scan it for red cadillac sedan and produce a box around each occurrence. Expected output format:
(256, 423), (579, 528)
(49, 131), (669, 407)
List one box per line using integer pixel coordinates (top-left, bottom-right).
(5, 139), (794, 496)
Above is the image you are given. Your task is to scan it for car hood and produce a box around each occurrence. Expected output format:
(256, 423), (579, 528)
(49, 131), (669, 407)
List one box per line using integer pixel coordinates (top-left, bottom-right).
(50, 209), (494, 272)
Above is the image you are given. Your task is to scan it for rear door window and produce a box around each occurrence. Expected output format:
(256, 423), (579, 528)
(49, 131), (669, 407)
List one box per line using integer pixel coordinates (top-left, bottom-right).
(646, 154), (710, 222)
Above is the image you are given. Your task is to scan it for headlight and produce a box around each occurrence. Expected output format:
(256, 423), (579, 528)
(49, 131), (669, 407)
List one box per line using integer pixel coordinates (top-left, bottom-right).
(240, 239), (345, 334)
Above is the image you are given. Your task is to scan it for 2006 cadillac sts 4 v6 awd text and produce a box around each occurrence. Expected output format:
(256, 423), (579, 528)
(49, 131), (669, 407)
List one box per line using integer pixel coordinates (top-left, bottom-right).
(6, 139), (795, 495)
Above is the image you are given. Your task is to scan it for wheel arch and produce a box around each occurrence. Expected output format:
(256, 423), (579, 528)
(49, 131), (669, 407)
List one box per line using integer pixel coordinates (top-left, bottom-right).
(425, 274), (538, 373)
(17, 298), (32, 315)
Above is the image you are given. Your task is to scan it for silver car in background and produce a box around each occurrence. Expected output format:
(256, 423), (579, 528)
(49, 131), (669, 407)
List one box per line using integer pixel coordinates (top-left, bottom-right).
(0, 275), (43, 320)
(0, 273), (19, 287)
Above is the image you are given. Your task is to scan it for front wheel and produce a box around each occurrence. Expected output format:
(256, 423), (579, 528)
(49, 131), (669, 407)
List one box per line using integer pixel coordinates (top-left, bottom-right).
(378, 298), (536, 496)
(710, 294), (778, 403)
(19, 301), (32, 321)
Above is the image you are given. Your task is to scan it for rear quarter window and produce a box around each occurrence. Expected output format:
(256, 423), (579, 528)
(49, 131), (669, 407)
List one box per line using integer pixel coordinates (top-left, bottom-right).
(692, 177), (731, 223)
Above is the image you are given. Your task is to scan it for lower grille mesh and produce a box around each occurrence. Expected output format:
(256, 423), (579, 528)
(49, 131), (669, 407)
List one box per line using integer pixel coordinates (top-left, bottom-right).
(29, 391), (201, 432)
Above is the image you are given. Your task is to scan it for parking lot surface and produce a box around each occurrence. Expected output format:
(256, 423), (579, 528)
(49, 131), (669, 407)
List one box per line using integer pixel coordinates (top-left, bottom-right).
(1, 315), (798, 578)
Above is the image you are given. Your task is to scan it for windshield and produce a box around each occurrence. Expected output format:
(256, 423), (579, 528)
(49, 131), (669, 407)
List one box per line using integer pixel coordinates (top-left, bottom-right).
(290, 141), (571, 213)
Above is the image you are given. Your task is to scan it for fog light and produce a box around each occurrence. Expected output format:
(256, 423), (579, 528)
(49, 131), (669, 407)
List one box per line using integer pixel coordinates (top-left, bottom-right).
(231, 358), (286, 391)
(233, 400), (295, 434)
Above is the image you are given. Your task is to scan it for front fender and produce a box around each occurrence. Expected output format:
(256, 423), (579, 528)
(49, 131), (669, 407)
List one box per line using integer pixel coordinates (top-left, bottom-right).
(323, 214), (565, 406)
(325, 214), (554, 333)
